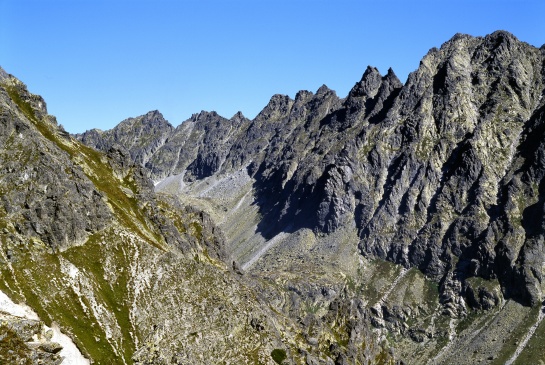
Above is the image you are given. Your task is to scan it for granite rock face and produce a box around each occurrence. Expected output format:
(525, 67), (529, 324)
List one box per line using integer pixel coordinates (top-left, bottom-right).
(12, 30), (536, 364)
(79, 30), (545, 364)
(2, 29), (545, 365)
(77, 110), (174, 168)
(82, 31), (545, 310)
(78, 110), (252, 182)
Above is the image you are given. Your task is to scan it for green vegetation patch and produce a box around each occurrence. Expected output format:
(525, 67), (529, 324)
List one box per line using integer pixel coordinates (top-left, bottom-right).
(189, 221), (203, 241)
(0, 230), (138, 365)
(0, 248), (124, 364)
(491, 305), (539, 365)
(2, 83), (38, 123)
(62, 231), (136, 363)
(3, 79), (166, 251)
(271, 348), (287, 364)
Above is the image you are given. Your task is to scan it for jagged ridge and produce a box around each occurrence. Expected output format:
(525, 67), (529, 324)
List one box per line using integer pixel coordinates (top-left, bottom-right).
(81, 31), (545, 308)
(74, 31), (545, 364)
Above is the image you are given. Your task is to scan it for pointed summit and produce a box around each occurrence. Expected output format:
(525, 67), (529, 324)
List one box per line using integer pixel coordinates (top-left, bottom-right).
(487, 30), (517, 42)
(361, 65), (381, 80)
(135, 110), (172, 130)
(384, 68), (403, 88)
(255, 94), (294, 121)
(143, 110), (166, 121)
(349, 66), (383, 99)
(316, 84), (333, 96)
(231, 111), (247, 122)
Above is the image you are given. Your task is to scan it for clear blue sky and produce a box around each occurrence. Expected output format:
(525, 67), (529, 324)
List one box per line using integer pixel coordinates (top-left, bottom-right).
(1, 0), (544, 133)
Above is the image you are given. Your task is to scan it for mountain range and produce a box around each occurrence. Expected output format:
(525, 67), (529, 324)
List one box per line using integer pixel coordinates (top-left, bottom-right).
(2, 30), (545, 364)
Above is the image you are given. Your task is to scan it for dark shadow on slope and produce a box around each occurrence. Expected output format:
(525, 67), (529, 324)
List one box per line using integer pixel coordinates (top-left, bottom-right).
(368, 87), (402, 125)
(492, 103), (545, 306)
(251, 162), (339, 240)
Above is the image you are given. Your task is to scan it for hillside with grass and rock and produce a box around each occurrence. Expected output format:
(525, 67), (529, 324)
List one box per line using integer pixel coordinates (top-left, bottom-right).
(2, 30), (545, 365)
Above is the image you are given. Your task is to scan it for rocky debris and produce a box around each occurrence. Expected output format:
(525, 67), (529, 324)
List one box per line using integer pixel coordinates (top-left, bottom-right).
(37, 341), (63, 354)
(1, 68), (319, 365)
(133, 30), (545, 310)
(0, 314), (63, 365)
(0, 318), (41, 342)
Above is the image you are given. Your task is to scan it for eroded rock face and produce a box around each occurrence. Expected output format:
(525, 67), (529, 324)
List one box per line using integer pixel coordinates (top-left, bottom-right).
(76, 110), (174, 168)
(71, 31), (545, 364)
(351, 31), (545, 307)
(2, 69), (338, 365)
(81, 31), (545, 309)
(0, 76), (111, 251)
(78, 110), (252, 182)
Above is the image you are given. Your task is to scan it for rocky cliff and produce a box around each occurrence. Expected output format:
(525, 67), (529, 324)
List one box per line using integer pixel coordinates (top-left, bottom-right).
(1, 68), (398, 364)
(82, 31), (545, 306)
(78, 31), (545, 364)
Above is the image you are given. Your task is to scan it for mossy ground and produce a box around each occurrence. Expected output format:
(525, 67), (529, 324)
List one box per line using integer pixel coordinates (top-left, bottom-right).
(0, 232), (134, 364)
(0, 324), (32, 365)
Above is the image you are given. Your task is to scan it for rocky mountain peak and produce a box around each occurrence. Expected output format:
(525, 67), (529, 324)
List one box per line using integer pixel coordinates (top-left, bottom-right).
(255, 93), (294, 121)
(141, 109), (167, 124)
(189, 110), (217, 123)
(349, 65), (383, 99)
(385, 67), (402, 85)
(118, 109), (172, 131)
(488, 29), (518, 43)
(230, 111), (247, 122)
(294, 89), (314, 103)
(343, 65), (402, 122)
(315, 84), (334, 96)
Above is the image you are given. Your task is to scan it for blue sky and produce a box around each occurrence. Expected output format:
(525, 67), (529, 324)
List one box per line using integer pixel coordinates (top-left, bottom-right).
(1, 0), (544, 133)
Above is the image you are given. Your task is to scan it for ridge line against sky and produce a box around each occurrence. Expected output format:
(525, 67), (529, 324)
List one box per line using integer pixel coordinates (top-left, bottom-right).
(1, 0), (544, 133)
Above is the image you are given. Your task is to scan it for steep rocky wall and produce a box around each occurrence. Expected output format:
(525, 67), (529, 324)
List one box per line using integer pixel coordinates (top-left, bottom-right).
(74, 31), (545, 364)
(81, 31), (545, 309)
(0, 74), (111, 251)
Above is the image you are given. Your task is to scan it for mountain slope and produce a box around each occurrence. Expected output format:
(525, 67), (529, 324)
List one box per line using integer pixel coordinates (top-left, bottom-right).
(0, 68), (400, 364)
(78, 31), (545, 364)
